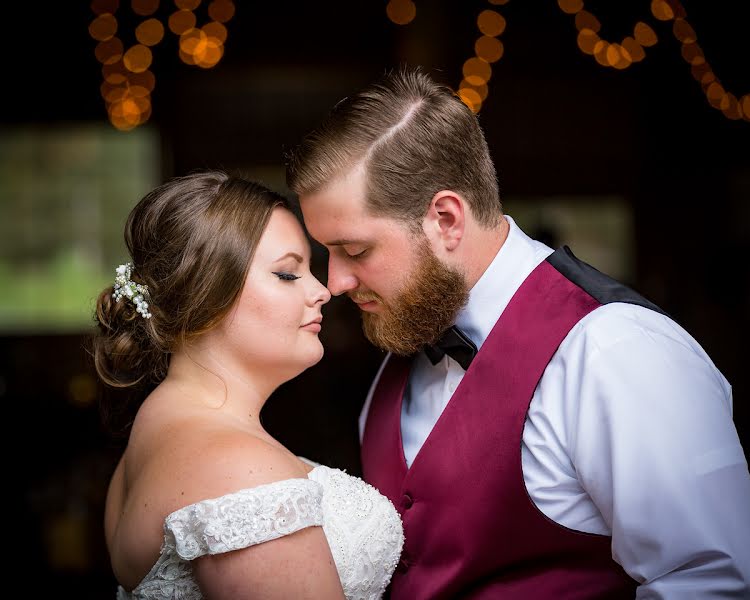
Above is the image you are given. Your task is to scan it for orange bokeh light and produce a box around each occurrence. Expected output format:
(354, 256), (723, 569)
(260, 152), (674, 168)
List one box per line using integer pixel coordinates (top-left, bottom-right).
(463, 57), (492, 86)
(180, 28), (207, 54)
(89, 13), (118, 41)
(95, 37), (124, 64)
(740, 95), (750, 119)
(179, 49), (196, 66)
(91, 0), (119, 16)
(690, 62), (711, 82)
(179, 28), (225, 67)
(706, 82), (725, 100)
(208, 0), (235, 23)
(651, 0), (674, 21)
(111, 97), (137, 117)
(131, 0), (159, 16)
(202, 21), (228, 43)
(706, 82), (726, 109)
(129, 70), (156, 92)
(195, 41), (224, 68)
(123, 44), (153, 73)
(101, 81), (127, 103)
(103, 60), (128, 84)
(621, 37), (645, 63)
(672, 18), (697, 44)
(593, 40), (610, 66)
(458, 88), (482, 113)
(721, 93), (742, 119)
(475, 36), (504, 63)
(136, 18), (165, 46)
(176, 0), (201, 9)
(608, 43), (632, 69)
(575, 10), (601, 33)
(386, 0), (416, 25)
(557, 0), (583, 15)
(169, 9), (197, 35)
(128, 84), (151, 99)
(577, 29), (599, 55)
(460, 79), (488, 101)
(634, 22), (658, 47)
(477, 10), (506, 37)
(681, 42), (705, 66)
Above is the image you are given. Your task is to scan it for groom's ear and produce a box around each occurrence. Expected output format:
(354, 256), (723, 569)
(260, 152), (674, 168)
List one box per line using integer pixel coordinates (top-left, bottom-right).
(423, 190), (465, 252)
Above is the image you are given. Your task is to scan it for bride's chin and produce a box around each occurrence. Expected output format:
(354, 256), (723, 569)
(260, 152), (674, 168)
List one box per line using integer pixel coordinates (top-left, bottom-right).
(307, 342), (325, 366)
(286, 343), (325, 376)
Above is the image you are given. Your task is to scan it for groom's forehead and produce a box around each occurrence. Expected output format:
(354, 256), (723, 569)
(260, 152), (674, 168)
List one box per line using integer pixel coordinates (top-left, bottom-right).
(300, 164), (368, 207)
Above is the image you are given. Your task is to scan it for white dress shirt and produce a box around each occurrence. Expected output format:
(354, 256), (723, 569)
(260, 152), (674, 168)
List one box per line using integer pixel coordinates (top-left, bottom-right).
(360, 215), (750, 598)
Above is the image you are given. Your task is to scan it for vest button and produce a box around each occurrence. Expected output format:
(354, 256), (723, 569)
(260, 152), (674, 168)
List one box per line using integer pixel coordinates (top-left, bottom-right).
(403, 493), (413, 509)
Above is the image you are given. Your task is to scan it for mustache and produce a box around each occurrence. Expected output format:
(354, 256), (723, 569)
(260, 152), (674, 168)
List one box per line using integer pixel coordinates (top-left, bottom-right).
(349, 291), (383, 304)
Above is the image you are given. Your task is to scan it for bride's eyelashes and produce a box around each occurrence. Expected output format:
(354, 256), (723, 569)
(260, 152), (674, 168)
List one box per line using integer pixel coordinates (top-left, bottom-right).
(272, 271), (301, 281)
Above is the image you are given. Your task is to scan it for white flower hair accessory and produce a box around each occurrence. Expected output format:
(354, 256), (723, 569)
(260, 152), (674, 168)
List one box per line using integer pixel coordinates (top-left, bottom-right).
(113, 262), (152, 319)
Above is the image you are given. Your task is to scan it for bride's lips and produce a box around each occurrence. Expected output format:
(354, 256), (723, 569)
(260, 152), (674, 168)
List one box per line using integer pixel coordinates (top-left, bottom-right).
(301, 317), (322, 332)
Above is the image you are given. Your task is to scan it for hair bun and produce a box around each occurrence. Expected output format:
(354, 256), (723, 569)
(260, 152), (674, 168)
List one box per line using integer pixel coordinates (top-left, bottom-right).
(93, 286), (155, 388)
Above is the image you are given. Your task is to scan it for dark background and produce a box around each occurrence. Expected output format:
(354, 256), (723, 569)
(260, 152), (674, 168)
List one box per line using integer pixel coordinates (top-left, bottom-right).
(2, 1), (748, 596)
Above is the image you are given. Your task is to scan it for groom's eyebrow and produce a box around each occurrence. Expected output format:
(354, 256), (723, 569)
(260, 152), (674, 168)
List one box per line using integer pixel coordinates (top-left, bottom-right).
(326, 238), (365, 246)
(273, 252), (304, 263)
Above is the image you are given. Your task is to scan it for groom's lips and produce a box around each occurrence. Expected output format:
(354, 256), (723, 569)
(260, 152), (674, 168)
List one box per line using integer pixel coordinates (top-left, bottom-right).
(352, 298), (379, 312)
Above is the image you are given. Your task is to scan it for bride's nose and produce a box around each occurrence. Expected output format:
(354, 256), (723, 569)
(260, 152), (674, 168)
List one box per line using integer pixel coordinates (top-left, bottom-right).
(309, 278), (332, 306)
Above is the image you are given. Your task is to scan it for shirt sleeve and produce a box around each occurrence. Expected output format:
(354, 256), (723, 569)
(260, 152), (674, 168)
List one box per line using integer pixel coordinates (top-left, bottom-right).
(567, 307), (750, 598)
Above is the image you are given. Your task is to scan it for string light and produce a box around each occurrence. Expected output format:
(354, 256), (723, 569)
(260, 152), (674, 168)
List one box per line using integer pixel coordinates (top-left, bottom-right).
(560, 0), (749, 121)
(89, 0), (235, 131)
(385, 0), (510, 112)
(383, 2), (747, 122)
(456, 4), (509, 113)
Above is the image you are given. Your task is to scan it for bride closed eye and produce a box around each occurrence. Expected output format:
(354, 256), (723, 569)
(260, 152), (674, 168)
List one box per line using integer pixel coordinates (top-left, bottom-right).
(272, 271), (301, 281)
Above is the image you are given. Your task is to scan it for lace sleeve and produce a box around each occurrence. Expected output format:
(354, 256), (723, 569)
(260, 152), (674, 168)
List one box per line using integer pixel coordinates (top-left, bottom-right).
(164, 478), (324, 560)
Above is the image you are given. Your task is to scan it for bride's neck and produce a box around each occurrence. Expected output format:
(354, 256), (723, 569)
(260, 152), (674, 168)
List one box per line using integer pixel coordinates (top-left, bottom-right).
(165, 346), (278, 426)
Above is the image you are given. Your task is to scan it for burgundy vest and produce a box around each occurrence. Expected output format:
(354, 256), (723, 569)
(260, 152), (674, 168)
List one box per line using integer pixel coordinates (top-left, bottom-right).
(361, 247), (651, 599)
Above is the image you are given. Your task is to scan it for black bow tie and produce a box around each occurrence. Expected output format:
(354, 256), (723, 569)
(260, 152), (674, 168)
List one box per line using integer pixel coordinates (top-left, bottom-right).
(423, 325), (477, 371)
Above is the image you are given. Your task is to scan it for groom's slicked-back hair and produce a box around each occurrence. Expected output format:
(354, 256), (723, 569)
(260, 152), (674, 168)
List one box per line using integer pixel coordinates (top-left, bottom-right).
(285, 66), (502, 228)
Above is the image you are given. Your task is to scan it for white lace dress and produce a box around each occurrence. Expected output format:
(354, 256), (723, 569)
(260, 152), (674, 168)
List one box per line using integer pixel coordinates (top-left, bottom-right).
(116, 463), (404, 600)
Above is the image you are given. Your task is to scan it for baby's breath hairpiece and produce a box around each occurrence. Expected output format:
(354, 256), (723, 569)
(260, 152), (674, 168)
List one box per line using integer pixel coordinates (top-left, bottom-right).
(113, 262), (152, 319)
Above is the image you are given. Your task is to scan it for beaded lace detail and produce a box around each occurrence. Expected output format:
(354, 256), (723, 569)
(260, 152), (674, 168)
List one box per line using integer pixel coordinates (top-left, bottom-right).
(116, 466), (404, 600)
(310, 466), (404, 600)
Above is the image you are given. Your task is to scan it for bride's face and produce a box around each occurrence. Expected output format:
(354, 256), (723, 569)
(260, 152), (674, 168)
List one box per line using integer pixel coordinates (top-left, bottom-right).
(216, 207), (331, 379)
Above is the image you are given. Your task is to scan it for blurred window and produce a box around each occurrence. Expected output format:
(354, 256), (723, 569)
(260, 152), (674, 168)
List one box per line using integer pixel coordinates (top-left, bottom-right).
(0, 125), (159, 332)
(505, 195), (635, 284)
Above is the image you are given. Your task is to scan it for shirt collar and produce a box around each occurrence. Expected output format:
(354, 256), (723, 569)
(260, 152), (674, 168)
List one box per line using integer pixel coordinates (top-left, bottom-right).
(455, 215), (555, 349)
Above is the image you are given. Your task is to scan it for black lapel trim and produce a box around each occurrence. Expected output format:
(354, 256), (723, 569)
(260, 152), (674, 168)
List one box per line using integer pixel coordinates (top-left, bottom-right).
(546, 246), (669, 317)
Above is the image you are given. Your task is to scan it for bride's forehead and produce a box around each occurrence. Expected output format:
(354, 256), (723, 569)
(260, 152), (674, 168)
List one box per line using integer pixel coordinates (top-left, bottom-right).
(261, 209), (306, 238)
(255, 219), (310, 260)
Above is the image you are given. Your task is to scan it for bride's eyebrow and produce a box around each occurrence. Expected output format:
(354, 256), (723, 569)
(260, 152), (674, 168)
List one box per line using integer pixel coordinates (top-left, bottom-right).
(272, 252), (304, 263)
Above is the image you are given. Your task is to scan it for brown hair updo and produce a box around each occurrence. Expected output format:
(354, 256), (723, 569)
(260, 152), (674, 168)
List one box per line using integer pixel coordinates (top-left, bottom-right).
(93, 170), (287, 391)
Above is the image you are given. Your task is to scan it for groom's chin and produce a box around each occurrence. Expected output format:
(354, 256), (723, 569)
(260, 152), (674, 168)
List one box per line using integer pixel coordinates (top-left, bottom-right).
(361, 311), (428, 357)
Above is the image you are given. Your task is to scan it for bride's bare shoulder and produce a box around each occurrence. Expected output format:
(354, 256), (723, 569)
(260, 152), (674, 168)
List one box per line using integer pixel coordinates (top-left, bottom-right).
(106, 395), (310, 591)
(166, 424), (308, 501)
(126, 403), (308, 516)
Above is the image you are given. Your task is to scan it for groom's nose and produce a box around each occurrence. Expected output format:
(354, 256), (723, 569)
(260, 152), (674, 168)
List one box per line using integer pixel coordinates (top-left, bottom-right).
(327, 256), (358, 296)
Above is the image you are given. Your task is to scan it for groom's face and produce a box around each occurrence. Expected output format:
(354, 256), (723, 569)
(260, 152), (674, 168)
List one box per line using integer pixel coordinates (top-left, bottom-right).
(299, 164), (468, 354)
(299, 164), (414, 308)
